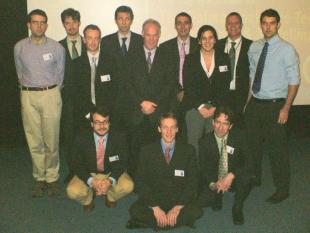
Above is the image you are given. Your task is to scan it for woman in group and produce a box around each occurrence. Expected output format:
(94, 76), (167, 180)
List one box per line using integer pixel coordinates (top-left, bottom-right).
(183, 25), (231, 155)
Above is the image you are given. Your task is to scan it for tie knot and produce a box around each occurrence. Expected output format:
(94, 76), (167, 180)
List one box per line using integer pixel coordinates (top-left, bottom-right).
(231, 41), (236, 47)
(92, 57), (96, 64)
(72, 40), (77, 45)
(148, 51), (152, 57)
(165, 146), (171, 154)
(99, 137), (104, 144)
(264, 42), (269, 47)
(122, 37), (127, 43)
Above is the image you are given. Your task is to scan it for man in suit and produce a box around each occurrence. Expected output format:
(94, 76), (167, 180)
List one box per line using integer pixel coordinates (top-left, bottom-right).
(66, 105), (134, 212)
(197, 106), (252, 225)
(71, 24), (117, 131)
(159, 12), (198, 138)
(216, 12), (252, 127)
(127, 19), (175, 177)
(127, 113), (203, 230)
(101, 5), (143, 131)
(59, 8), (86, 183)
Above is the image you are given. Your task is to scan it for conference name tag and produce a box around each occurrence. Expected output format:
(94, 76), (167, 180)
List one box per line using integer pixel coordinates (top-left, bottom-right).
(101, 74), (111, 82)
(219, 65), (228, 72)
(226, 145), (235, 155)
(43, 53), (53, 61)
(175, 169), (185, 177)
(109, 155), (119, 162)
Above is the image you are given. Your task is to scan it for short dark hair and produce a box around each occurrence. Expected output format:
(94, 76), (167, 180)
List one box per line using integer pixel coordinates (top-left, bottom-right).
(213, 106), (234, 124)
(27, 9), (48, 23)
(61, 8), (81, 23)
(260, 9), (280, 23)
(226, 12), (243, 24)
(175, 12), (192, 25)
(83, 24), (101, 37)
(90, 105), (110, 122)
(158, 112), (178, 127)
(197, 25), (218, 43)
(115, 5), (134, 20)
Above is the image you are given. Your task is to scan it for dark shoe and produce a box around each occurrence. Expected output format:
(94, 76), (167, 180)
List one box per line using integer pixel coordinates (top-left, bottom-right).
(232, 206), (244, 225)
(83, 198), (95, 212)
(126, 219), (149, 229)
(63, 173), (74, 184)
(32, 181), (46, 198)
(266, 190), (289, 204)
(105, 198), (117, 208)
(47, 181), (61, 197)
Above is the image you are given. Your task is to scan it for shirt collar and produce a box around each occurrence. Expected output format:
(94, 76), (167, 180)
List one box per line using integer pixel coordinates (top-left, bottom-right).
(87, 50), (100, 59)
(214, 132), (228, 142)
(228, 36), (241, 44)
(265, 34), (280, 46)
(118, 31), (131, 39)
(161, 139), (176, 151)
(66, 35), (82, 44)
(177, 36), (190, 46)
(144, 46), (157, 54)
(93, 132), (108, 143)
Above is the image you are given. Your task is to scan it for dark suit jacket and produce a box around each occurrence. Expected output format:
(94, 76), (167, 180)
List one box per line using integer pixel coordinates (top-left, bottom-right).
(216, 36), (252, 108)
(127, 47), (175, 125)
(101, 32), (143, 116)
(70, 51), (117, 129)
(198, 129), (253, 187)
(183, 49), (231, 111)
(159, 36), (198, 94)
(136, 140), (198, 207)
(71, 130), (129, 183)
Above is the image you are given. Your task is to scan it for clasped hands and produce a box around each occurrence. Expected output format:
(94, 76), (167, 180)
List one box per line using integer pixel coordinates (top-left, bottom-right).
(198, 105), (216, 119)
(152, 205), (184, 228)
(92, 178), (112, 196)
(141, 101), (157, 115)
(215, 173), (235, 193)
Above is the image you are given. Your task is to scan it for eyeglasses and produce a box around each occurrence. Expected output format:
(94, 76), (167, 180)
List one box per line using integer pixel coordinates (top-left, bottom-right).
(93, 120), (109, 126)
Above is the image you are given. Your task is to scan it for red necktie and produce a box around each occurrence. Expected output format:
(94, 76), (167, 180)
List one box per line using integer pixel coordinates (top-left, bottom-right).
(97, 137), (105, 171)
(165, 147), (171, 164)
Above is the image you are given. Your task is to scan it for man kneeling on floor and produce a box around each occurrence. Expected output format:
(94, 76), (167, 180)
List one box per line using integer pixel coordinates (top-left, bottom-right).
(127, 112), (203, 230)
(197, 106), (252, 225)
(66, 105), (134, 212)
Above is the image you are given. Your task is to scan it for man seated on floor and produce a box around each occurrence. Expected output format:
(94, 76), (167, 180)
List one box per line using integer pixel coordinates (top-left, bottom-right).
(197, 106), (252, 225)
(127, 112), (203, 230)
(66, 105), (134, 212)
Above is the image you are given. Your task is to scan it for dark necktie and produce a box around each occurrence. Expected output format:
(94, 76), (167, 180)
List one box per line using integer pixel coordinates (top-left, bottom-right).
(91, 57), (97, 104)
(147, 51), (152, 72)
(229, 41), (236, 81)
(121, 37), (127, 56)
(252, 42), (269, 94)
(71, 40), (79, 59)
(165, 147), (171, 164)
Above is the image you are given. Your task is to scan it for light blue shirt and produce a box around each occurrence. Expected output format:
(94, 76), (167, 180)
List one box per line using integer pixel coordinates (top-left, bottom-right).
(248, 34), (300, 99)
(161, 139), (176, 160)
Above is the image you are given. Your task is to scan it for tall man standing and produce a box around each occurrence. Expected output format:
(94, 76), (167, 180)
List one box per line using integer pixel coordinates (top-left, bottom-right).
(216, 12), (252, 127)
(14, 9), (65, 197)
(59, 8), (86, 183)
(159, 12), (198, 138)
(245, 9), (300, 203)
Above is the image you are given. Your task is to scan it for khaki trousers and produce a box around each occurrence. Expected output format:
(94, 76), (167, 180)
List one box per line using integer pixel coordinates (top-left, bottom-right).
(21, 87), (62, 183)
(66, 172), (134, 205)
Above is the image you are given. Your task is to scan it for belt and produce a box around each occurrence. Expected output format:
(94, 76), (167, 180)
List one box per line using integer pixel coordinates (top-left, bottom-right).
(21, 84), (57, 91)
(252, 97), (285, 103)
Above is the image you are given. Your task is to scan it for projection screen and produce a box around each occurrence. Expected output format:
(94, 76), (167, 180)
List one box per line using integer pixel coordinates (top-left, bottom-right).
(28, 0), (310, 105)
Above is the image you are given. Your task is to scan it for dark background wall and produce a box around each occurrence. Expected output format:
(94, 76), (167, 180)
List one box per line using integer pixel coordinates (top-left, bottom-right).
(0, 0), (309, 147)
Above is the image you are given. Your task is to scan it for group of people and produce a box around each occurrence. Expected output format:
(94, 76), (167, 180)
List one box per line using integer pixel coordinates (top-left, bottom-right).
(14, 5), (300, 230)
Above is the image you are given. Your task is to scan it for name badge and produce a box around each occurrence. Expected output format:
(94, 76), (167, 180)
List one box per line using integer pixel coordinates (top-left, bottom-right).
(226, 145), (234, 155)
(109, 155), (119, 162)
(219, 65), (228, 72)
(101, 74), (111, 82)
(174, 169), (185, 177)
(43, 53), (53, 61)
(85, 112), (90, 119)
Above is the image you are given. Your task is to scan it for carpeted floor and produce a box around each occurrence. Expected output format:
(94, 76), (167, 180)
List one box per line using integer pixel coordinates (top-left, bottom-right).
(1, 136), (309, 233)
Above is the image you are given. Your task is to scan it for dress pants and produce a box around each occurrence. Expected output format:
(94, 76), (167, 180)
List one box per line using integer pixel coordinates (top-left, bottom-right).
(66, 172), (134, 205)
(129, 198), (203, 229)
(244, 98), (290, 192)
(21, 86), (62, 183)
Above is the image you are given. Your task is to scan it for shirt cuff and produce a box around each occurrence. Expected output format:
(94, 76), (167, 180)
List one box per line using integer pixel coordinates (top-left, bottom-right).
(109, 177), (116, 186)
(198, 104), (205, 110)
(87, 177), (93, 187)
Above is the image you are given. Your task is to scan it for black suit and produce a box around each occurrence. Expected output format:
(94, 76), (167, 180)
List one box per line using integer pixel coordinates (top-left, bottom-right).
(159, 37), (198, 139)
(197, 130), (253, 209)
(129, 140), (203, 228)
(126, 47), (175, 175)
(71, 130), (129, 183)
(70, 51), (117, 130)
(216, 36), (252, 125)
(183, 48), (231, 110)
(101, 32), (143, 128)
(59, 37), (86, 176)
